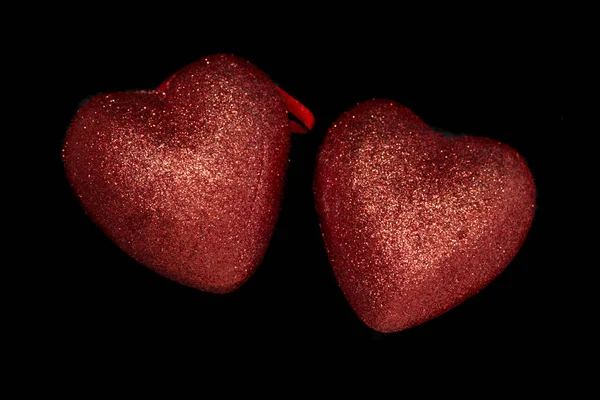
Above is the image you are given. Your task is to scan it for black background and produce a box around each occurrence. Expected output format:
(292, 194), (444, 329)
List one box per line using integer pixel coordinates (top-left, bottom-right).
(43, 23), (562, 345)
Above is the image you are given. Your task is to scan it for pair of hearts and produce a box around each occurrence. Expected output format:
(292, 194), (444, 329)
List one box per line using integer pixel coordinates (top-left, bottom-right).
(63, 54), (535, 333)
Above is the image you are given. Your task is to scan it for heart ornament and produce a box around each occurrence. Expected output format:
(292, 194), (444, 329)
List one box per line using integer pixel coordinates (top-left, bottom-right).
(63, 54), (314, 293)
(314, 100), (535, 332)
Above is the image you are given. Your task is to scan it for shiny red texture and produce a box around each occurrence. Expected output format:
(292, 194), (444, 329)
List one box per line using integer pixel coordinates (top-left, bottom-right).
(314, 100), (536, 332)
(63, 54), (291, 293)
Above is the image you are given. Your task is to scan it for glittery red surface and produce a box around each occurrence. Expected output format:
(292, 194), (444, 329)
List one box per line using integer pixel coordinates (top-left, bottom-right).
(63, 54), (291, 293)
(314, 100), (536, 332)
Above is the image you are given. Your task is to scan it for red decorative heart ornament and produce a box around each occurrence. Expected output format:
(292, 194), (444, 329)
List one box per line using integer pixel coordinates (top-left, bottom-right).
(314, 100), (535, 332)
(63, 54), (313, 294)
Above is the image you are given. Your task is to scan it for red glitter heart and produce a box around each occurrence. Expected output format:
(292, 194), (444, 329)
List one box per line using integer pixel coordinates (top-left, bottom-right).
(63, 54), (313, 293)
(314, 100), (535, 332)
